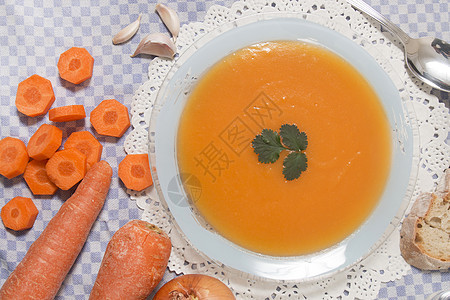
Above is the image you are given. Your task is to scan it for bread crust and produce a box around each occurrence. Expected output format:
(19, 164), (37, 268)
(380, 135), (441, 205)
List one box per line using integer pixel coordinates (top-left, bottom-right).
(399, 169), (450, 270)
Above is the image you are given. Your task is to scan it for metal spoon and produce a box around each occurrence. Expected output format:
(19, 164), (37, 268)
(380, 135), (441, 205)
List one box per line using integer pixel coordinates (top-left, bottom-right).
(427, 290), (450, 300)
(347, 0), (450, 92)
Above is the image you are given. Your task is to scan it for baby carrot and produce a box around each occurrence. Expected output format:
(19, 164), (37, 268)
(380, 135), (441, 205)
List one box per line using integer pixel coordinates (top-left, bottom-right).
(0, 161), (112, 300)
(1, 196), (38, 231)
(58, 47), (94, 85)
(49, 105), (86, 122)
(0, 137), (29, 179)
(15, 74), (55, 117)
(46, 148), (87, 190)
(89, 220), (171, 299)
(64, 131), (103, 169)
(90, 99), (130, 137)
(118, 154), (153, 191)
(27, 123), (62, 161)
(23, 159), (58, 195)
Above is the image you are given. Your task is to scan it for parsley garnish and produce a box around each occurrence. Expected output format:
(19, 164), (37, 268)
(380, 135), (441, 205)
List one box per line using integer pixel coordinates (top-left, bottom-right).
(251, 124), (308, 181)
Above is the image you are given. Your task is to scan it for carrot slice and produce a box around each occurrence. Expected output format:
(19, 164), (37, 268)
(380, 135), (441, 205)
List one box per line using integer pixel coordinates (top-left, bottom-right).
(15, 74), (55, 117)
(27, 124), (63, 161)
(49, 105), (86, 122)
(118, 154), (153, 191)
(58, 47), (94, 84)
(90, 99), (130, 138)
(24, 160), (58, 195)
(64, 131), (103, 168)
(1, 196), (38, 231)
(46, 148), (87, 190)
(0, 161), (112, 299)
(0, 137), (29, 179)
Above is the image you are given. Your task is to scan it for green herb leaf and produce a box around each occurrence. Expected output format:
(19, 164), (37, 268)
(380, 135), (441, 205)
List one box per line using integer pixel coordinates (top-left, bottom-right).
(279, 124), (308, 151)
(251, 124), (308, 180)
(251, 129), (284, 163)
(282, 152), (308, 181)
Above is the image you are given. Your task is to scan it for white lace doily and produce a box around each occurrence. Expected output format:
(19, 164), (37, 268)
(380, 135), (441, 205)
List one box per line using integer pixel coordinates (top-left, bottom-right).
(123, 0), (450, 298)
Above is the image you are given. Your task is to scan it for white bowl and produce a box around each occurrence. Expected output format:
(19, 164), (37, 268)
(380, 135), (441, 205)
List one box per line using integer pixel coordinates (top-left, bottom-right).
(149, 13), (419, 281)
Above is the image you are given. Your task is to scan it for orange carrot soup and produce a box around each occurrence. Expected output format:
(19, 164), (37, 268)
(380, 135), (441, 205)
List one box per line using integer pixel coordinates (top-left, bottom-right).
(177, 41), (391, 256)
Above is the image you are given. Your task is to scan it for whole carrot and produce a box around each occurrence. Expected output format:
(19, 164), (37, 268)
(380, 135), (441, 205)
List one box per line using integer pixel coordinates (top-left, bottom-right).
(89, 219), (171, 299)
(0, 160), (112, 299)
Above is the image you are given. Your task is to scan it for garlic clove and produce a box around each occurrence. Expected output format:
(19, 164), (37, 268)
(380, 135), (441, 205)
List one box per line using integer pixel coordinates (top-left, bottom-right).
(112, 14), (142, 45)
(131, 33), (176, 58)
(155, 3), (180, 42)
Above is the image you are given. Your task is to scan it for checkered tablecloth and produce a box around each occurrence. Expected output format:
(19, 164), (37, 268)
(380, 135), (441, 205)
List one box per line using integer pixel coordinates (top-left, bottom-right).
(0, 0), (448, 299)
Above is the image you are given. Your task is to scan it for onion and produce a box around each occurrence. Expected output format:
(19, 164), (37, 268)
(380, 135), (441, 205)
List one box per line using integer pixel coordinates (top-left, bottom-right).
(153, 274), (235, 300)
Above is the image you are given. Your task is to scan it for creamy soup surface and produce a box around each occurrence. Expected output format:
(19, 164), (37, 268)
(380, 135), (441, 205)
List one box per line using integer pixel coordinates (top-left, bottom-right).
(177, 41), (391, 256)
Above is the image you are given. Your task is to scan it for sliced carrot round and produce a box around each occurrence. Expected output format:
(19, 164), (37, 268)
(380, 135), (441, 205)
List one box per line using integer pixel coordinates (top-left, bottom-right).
(58, 47), (94, 84)
(64, 131), (103, 168)
(49, 105), (86, 122)
(15, 74), (55, 117)
(1, 196), (39, 231)
(0, 137), (29, 179)
(90, 99), (130, 138)
(46, 148), (87, 190)
(118, 154), (153, 191)
(24, 160), (58, 195)
(27, 124), (63, 161)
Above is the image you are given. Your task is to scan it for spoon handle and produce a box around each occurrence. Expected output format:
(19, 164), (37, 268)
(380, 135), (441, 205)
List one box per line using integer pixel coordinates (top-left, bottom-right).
(426, 290), (450, 300)
(347, 0), (411, 45)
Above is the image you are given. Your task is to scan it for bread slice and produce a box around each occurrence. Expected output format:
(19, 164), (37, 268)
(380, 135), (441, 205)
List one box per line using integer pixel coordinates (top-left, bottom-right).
(400, 169), (450, 270)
